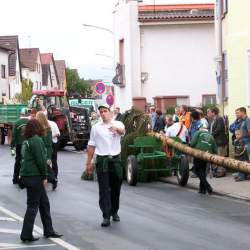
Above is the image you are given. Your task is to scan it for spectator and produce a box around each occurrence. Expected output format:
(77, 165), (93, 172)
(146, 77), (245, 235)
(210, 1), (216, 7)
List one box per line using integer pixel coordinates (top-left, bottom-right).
(179, 105), (191, 129)
(232, 130), (248, 181)
(207, 107), (228, 177)
(173, 107), (180, 123)
(189, 111), (202, 140)
(90, 111), (99, 127)
(197, 109), (209, 129)
(153, 109), (165, 133)
(229, 109), (243, 144)
(165, 115), (189, 143)
(237, 107), (250, 158)
(149, 107), (157, 130)
(114, 107), (122, 121)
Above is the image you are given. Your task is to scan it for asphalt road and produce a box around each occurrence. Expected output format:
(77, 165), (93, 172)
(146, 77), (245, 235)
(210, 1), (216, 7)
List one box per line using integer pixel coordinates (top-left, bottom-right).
(1, 144), (250, 250)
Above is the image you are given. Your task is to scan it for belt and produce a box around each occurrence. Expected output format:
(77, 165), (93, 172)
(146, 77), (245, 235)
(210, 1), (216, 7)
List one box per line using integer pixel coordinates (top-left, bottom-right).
(97, 154), (120, 159)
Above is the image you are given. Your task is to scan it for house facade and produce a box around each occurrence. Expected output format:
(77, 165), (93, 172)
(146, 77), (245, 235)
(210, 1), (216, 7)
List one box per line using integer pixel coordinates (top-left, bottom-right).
(0, 36), (22, 100)
(40, 53), (59, 90)
(55, 60), (67, 91)
(20, 48), (43, 91)
(113, 1), (217, 112)
(0, 46), (10, 101)
(215, 0), (250, 122)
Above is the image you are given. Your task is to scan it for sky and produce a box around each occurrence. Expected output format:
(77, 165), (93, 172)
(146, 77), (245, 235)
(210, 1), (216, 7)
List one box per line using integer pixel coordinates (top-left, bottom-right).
(0, 0), (214, 81)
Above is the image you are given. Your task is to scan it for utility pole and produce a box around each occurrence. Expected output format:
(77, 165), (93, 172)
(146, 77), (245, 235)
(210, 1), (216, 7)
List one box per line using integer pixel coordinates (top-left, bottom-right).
(215, 0), (223, 112)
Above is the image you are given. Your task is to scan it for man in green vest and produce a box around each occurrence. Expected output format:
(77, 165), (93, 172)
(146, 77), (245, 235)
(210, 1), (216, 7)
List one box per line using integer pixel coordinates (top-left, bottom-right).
(190, 124), (217, 194)
(11, 108), (29, 184)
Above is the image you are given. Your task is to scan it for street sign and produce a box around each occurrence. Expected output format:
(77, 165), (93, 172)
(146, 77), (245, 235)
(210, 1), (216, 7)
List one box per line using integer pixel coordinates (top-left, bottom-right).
(95, 82), (106, 95)
(106, 94), (114, 107)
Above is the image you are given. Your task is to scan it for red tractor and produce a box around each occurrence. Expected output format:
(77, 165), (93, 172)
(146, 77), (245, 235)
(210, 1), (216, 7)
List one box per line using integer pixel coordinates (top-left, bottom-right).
(29, 90), (90, 150)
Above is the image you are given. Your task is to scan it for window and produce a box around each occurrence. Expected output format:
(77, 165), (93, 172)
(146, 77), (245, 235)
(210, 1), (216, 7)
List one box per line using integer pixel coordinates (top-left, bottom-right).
(1, 65), (6, 78)
(202, 95), (217, 106)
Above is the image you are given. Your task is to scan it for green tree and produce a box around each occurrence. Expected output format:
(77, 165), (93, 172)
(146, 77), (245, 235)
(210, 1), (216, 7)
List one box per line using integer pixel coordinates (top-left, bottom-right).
(15, 79), (33, 103)
(66, 68), (92, 98)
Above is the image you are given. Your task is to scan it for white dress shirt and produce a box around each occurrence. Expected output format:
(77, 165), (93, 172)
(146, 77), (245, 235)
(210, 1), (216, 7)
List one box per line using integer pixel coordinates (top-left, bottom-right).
(165, 122), (189, 143)
(48, 120), (60, 143)
(88, 120), (125, 156)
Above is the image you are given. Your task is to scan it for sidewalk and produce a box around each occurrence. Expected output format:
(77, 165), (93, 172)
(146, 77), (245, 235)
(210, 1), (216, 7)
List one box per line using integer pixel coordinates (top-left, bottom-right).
(161, 173), (250, 201)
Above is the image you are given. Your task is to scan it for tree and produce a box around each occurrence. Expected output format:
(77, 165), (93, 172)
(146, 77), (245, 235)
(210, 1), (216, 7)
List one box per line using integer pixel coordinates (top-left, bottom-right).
(66, 68), (92, 98)
(15, 79), (33, 104)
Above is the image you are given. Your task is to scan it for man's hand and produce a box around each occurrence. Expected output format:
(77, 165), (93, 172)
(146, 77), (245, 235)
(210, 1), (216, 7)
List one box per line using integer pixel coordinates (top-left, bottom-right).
(86, 162), (93, 175)
(47, 159), (52, 168)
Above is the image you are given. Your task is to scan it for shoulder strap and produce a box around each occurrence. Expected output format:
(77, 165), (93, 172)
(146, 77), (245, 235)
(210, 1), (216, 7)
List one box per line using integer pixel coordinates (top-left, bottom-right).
(176, 123), (183, 137)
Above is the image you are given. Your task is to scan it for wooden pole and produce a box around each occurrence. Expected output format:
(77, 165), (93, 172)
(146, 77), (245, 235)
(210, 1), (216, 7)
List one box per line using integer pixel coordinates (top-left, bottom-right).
(149, 132), (250, 175)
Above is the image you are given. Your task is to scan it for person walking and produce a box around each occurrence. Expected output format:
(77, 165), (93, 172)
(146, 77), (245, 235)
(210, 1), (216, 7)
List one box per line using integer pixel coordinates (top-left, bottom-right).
(19, 119), (62, 242)
(36, 111), (57, 190)
(86, 104), (125, 227)
(190, 125), (217, 194)
(48, 119), (60, 185)
(11, 108), (29, 184)
(207, 107), (228, 177)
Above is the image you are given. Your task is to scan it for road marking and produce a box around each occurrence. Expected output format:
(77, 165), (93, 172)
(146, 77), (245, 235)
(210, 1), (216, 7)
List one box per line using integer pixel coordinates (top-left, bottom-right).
(0, 229), (39, 236)
(0, 217), (15, 222)
(0, 243), (56, 249)
(0, 206), (81, 250)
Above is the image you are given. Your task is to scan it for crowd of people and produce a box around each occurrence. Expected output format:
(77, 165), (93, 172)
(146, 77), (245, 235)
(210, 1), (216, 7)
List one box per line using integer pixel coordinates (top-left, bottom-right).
(149, 105), (250, 191)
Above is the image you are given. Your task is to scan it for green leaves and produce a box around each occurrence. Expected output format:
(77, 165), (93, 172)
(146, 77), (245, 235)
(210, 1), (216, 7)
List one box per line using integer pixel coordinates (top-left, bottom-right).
(15, 79), (33, 104)
(66, 68), (92, 98)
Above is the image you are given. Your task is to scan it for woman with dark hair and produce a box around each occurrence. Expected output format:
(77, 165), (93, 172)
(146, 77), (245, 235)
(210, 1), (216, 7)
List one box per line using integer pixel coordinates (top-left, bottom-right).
(153, 109), (165, 133)
(20, 119), (62, 242)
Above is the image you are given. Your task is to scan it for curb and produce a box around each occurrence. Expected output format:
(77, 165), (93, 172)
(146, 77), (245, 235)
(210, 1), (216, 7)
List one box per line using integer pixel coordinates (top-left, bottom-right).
(159, 177), (250, 203)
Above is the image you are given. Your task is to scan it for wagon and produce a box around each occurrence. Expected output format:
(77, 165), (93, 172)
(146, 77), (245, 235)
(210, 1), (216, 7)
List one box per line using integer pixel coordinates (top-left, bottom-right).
(126, 136), (189, 186)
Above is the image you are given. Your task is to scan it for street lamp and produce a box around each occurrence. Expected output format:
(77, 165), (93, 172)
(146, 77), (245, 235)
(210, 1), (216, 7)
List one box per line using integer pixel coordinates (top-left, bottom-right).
(82, 24), (113, 35)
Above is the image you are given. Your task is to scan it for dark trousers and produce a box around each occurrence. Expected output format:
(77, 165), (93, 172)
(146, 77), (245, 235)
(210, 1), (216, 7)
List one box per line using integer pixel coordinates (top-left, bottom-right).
(52, 143), (58, 179)
(21, 176), (54, 239)
(97, 163), (122, 219)
(13, 144), (22, 183)
(193, 158), (212, 193)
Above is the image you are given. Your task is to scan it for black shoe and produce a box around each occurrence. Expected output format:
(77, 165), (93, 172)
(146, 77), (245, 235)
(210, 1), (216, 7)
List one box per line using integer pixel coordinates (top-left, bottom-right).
(198, 189), (206, 194)
(52, 181), (57, 191)
(13, 180), (19, 184)
(101, 218), (110, 227)
(112, 214), (120, 222)
(207, 188), (213, 195)
(21, 236), (40, 242)
(44, 232), (63, 238)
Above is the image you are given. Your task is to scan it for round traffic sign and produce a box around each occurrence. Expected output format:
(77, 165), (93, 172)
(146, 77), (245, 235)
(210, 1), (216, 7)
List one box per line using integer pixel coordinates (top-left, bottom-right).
(95, 82), (106, 95)
(106, 94), (114, 106)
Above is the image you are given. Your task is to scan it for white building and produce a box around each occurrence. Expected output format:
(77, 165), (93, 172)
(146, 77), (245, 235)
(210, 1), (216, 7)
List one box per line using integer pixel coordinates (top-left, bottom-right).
(20, 48), (43, 91)
(113, 1), (216, 111)
(40, 53), (59, 90)
(0, 36), (22, 100)
(0, 46), (10, 101)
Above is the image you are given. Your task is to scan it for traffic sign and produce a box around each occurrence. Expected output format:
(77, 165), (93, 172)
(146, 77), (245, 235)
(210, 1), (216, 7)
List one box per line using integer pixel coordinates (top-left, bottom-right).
(95, 82), (106, 95)
(106, 94), (114, 106)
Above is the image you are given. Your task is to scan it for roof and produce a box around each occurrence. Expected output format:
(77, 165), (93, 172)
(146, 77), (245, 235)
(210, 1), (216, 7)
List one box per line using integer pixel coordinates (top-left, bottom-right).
(0, 36), (20, 76)
(42, 64), (50, 86)
(55, 60), (66, 84)
(40, 53), (53, 65)
(19, 48), (40, 71)
(138, 4), (214, 23)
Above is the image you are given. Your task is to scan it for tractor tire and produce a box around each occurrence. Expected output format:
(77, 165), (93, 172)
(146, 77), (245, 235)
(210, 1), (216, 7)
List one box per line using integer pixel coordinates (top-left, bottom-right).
(126, 155), (138, 186)
(74, 141), (84, 151)
(177, 155), (189, 186)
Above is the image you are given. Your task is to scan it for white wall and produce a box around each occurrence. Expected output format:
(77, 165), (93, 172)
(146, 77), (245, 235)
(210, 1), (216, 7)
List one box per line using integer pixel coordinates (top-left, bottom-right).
(0, 49), (9, 100)
(140, 23), (216, 106)
(113, 0), (141, 112)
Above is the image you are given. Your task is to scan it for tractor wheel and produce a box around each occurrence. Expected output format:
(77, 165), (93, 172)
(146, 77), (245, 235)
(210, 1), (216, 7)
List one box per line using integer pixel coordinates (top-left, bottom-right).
(177, 155), (189, 186)
(74, 141), (84, 151)
(126, 155), (138, 186)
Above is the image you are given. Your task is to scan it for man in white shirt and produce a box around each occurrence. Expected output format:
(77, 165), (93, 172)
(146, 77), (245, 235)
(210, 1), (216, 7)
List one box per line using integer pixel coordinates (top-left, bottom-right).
(86, 104), (125, 227)
(165, 115), (189, 143)
(48, 120), (60, 187)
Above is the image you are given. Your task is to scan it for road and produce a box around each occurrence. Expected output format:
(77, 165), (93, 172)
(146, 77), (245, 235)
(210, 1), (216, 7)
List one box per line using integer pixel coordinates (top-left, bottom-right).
(1, 144), (250, 250)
